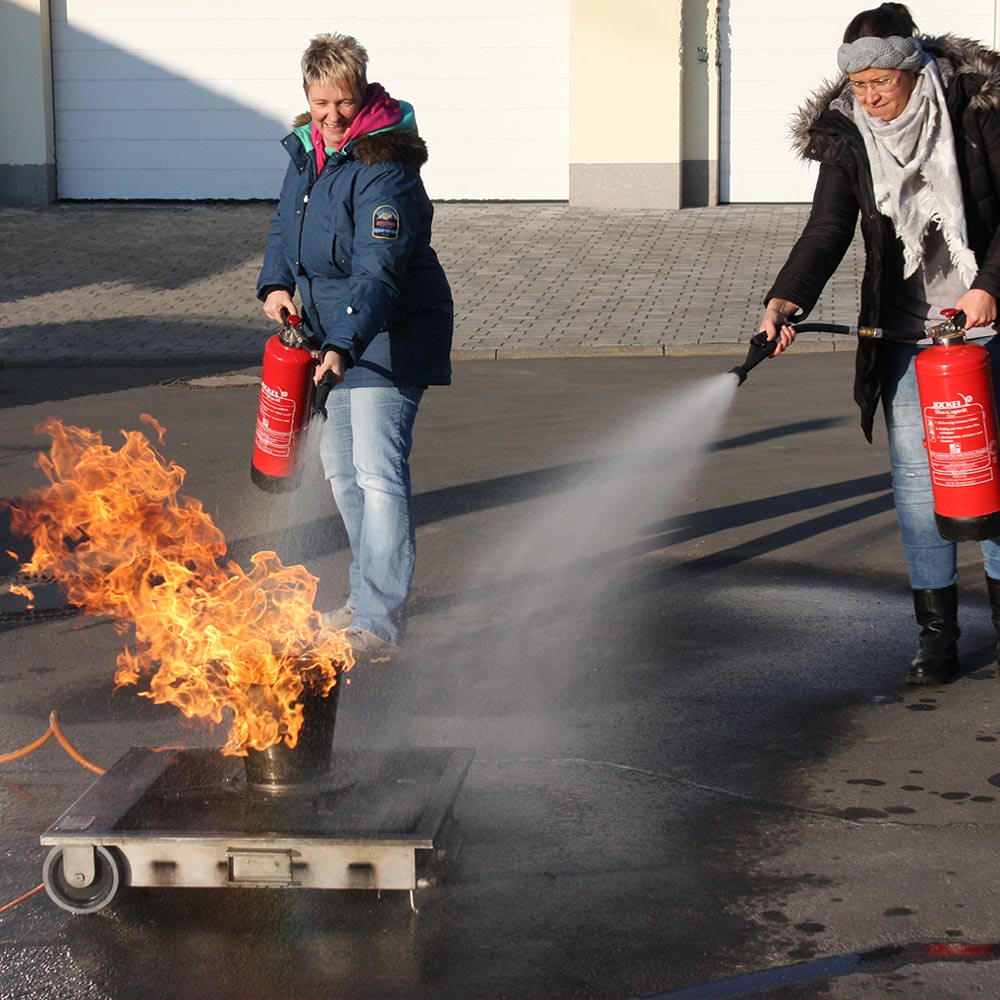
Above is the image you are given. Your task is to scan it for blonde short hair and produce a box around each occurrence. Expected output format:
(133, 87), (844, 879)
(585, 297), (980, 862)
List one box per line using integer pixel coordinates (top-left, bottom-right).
(301, 33), (368, 96)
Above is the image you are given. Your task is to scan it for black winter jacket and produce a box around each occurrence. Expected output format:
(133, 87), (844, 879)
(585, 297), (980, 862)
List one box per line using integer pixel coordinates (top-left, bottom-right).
(766, 35), (1000, 441)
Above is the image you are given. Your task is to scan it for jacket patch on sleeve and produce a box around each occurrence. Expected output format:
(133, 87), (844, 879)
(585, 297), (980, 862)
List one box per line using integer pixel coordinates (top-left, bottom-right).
(372, 205), (400, 240)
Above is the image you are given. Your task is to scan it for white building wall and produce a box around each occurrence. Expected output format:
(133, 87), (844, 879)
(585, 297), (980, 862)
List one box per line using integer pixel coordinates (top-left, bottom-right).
(51, 0), (569, 200)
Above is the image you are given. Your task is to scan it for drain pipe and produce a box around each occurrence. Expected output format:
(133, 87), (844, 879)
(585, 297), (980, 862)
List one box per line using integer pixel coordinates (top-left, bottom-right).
(706, 0), (722, 206)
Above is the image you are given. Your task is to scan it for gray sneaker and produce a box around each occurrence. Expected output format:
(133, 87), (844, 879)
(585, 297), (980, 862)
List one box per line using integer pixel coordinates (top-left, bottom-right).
(319, 605), (355, 630)
(344, 627), (398, 662)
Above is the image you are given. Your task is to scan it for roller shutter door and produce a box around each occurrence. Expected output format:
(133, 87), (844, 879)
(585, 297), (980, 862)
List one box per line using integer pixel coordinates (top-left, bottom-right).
(721, 0), (996, 202)
(52, 0), (569, 200)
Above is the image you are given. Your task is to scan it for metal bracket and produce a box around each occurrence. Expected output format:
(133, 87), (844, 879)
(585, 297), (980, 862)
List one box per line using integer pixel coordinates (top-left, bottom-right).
(227, 849), (297, 885)
(62, 845), (96, 888)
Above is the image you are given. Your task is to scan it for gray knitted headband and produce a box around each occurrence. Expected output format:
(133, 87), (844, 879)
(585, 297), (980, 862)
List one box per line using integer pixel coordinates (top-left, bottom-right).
(836, 35), (923, 74)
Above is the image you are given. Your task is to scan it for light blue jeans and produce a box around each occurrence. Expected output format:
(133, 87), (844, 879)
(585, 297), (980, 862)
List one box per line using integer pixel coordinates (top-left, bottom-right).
(881, 337), (1000, 589)
(320, 385), (423, 645)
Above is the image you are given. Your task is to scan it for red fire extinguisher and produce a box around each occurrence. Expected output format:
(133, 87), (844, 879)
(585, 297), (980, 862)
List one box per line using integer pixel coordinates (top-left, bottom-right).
(915, 309), (1000, 541)
(251, 310), (317, 493)
(731, 308), (1000, 542)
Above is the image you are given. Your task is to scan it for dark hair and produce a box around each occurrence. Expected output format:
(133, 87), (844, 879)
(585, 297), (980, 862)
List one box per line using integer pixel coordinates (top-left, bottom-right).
(843, 3), (918, 42)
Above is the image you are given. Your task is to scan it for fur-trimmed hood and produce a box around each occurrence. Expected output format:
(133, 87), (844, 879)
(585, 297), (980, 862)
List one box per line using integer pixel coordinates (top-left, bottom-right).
(790, 34), (1000, 158)
(290, 111), (428, 168)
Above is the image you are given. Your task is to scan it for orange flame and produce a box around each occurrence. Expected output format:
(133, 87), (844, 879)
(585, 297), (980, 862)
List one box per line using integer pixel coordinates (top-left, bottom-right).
(5, 416), (353, 755)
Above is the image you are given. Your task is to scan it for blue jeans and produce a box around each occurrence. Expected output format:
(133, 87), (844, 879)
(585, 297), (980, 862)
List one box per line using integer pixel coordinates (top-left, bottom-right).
(881, 337), (1000, 589)
(320, 385), (423, 645)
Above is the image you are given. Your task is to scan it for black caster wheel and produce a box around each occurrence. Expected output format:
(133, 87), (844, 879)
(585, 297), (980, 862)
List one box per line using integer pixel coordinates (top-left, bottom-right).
(42, 845), (122, 914)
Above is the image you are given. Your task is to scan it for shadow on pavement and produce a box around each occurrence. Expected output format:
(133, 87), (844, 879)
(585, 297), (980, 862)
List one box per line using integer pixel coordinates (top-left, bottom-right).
(713, 416), (848, 451)
(0, 321), (268, 380)
(0, 358), (258, 408)
(222, 469), (894, 572)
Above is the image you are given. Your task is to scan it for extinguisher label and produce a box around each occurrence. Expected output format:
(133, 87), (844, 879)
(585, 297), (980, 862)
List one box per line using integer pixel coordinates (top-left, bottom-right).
(255, 381), (298, 457)
(923, 400), (997, 488)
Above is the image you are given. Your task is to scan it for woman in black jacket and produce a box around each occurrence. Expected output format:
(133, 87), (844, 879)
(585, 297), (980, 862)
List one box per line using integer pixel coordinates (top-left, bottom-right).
(760, 3), (1000, 684)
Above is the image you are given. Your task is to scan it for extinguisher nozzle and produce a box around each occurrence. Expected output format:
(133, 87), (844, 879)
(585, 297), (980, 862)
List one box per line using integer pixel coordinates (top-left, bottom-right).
(311, 371), (338, 421)
(728, 332), (778, 386)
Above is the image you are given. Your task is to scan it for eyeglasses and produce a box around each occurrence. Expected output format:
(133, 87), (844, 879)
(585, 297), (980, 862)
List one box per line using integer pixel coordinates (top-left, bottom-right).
(849, 76), (900, 95)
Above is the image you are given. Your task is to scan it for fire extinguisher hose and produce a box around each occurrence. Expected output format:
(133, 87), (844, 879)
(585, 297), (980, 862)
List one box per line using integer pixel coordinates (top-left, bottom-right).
(728, 313), (973, 386)
(727, 324), (869, 385)
(790, 322), (856, 335)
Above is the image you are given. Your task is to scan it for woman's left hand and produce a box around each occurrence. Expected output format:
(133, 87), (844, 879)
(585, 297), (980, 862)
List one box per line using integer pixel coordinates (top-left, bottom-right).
(955, 289), (998, 330)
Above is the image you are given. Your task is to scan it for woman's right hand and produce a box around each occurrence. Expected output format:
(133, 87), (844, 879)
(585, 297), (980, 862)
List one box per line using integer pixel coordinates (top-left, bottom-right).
(759, 298), (800, 357)
(263, 288), (297, 324)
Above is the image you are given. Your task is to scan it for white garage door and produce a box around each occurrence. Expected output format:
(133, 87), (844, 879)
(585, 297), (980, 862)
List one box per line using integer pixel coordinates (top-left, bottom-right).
(721, 0), (996, 203)
(52, 0), (569, 200)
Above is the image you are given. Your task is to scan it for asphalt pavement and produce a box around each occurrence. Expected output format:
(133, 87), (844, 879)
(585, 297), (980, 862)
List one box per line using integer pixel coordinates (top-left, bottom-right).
(1, 203), (1000, 999)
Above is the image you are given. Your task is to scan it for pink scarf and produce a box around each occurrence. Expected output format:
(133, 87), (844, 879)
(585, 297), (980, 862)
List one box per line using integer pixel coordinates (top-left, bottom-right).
(311, 83), (402, 174)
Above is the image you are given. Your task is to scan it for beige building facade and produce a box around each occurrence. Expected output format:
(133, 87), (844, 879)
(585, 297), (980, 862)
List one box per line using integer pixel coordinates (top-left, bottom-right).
(2, 1), (998, 207)
(1, 0), (56, 205)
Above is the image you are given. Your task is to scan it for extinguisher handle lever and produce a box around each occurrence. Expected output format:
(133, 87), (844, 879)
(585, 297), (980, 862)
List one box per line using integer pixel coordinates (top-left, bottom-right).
(926, 309), (968, 344)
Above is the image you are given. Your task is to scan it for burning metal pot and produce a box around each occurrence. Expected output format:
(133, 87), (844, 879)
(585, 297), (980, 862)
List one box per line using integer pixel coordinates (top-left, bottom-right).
(244, 683), (340, 792)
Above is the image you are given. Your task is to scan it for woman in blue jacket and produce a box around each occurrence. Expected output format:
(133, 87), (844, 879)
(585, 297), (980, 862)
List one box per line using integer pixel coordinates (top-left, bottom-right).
(257, 32), (453, 659)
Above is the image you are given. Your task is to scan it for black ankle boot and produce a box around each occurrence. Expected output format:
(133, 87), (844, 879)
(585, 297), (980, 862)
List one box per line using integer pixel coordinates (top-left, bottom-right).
(985, 575), (1000, 666)
(908, 586), (960, 685)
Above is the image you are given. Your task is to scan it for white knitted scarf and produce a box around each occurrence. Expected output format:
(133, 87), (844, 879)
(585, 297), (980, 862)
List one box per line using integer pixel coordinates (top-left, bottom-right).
(853, 53), (978, 285)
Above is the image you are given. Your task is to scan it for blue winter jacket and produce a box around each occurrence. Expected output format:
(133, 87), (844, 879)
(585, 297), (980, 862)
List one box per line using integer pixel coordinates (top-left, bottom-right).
(257, 109), (453, 387)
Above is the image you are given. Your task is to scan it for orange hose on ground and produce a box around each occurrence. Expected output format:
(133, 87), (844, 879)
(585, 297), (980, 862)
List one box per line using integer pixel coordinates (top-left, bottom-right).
(48, 712), (105, 775)
(0, 726), (53, 765)
(0, 712), (106, 774)
(0, 884), (44, 916)
(0, 712), (108, 917)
